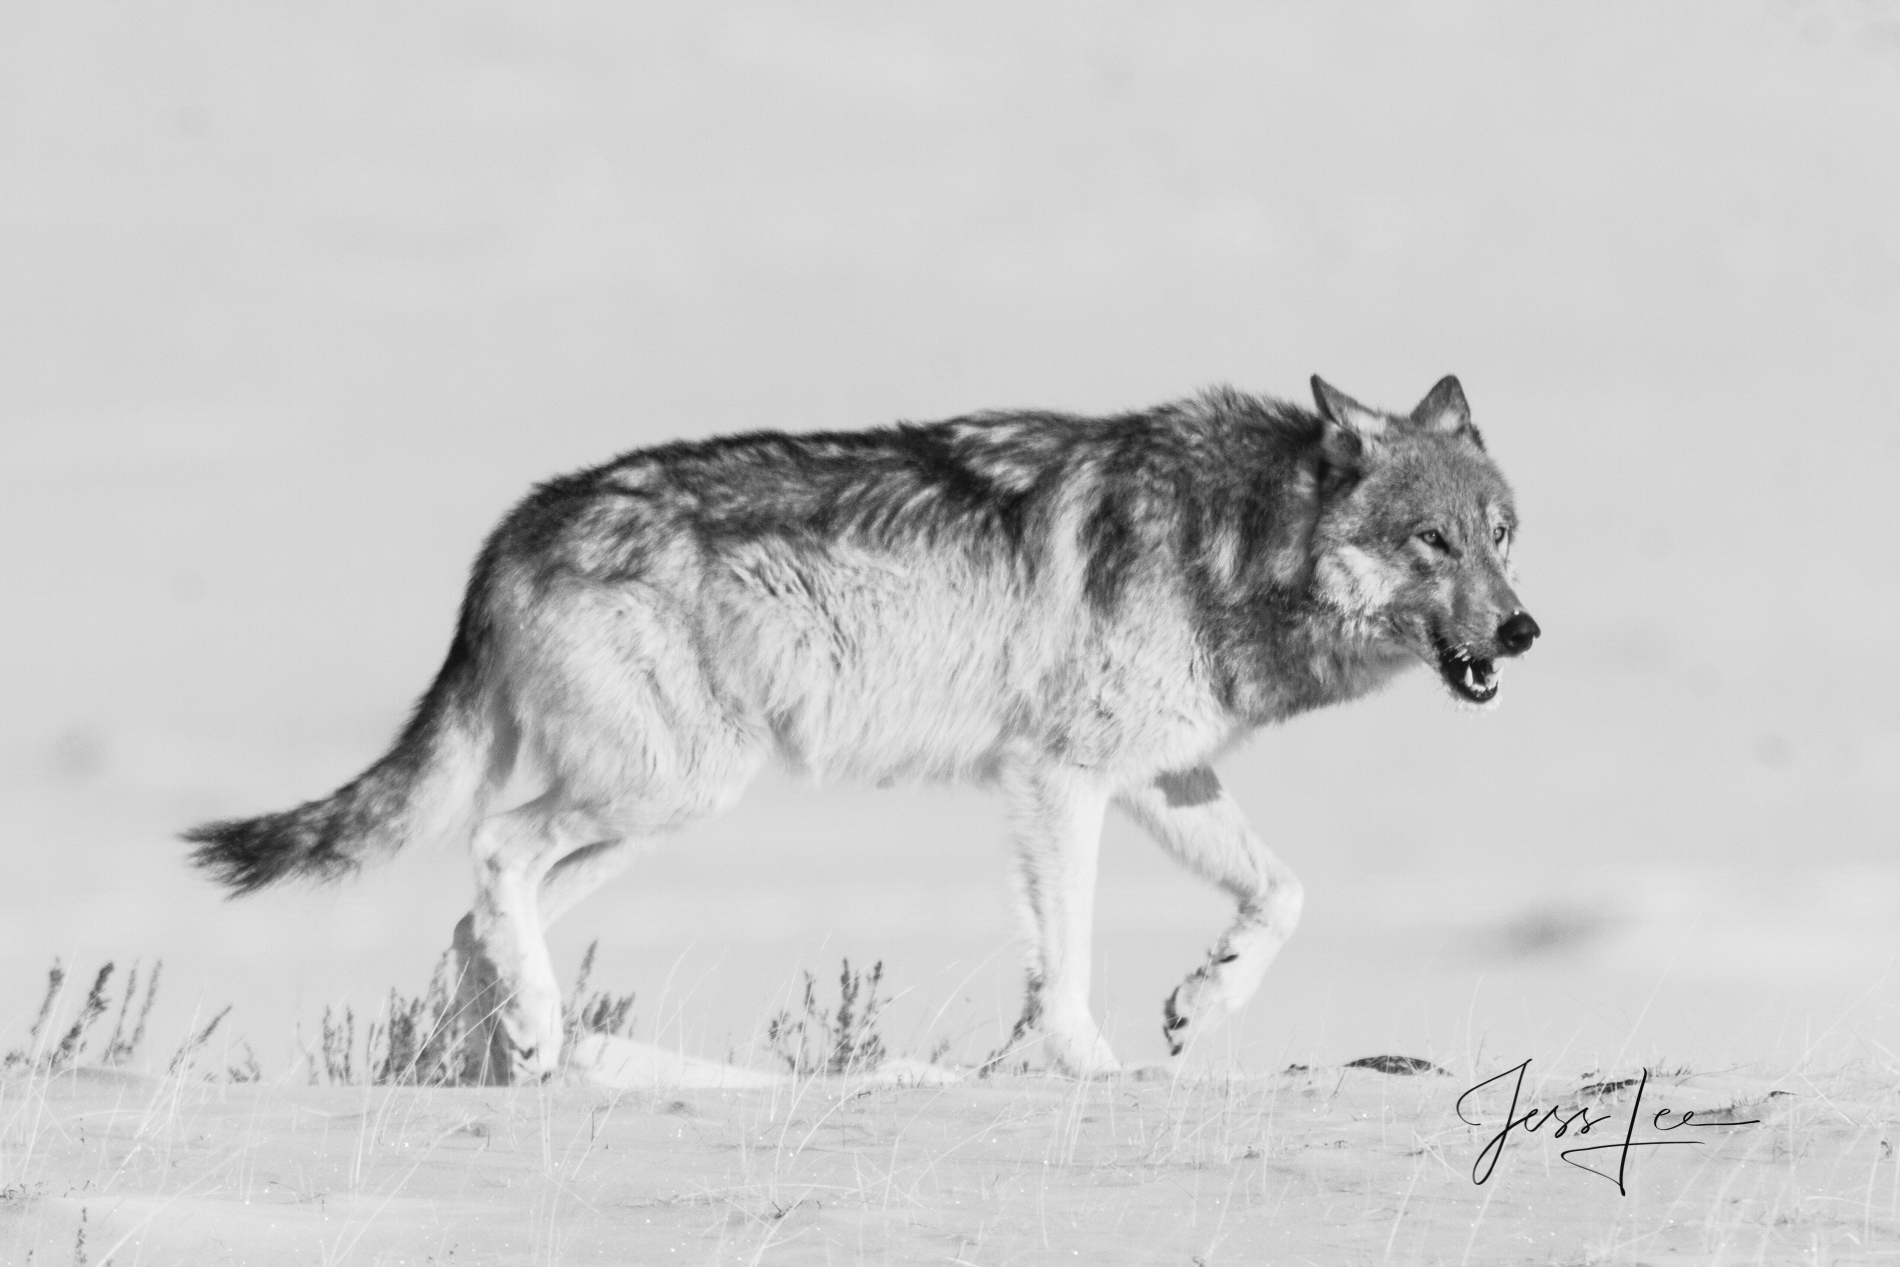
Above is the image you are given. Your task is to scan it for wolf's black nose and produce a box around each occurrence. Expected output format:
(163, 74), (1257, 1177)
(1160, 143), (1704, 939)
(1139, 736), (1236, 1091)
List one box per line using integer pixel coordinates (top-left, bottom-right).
(1496, 611), (1541, 656)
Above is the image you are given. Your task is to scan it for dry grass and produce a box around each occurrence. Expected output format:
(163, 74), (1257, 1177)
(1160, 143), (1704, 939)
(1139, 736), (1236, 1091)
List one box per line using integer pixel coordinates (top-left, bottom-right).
(762, 959), (891, 1078)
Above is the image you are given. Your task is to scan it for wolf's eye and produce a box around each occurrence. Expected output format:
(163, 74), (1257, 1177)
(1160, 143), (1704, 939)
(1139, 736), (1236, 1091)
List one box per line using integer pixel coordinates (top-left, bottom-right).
(1492, 525), (1509, 545)
(1417, 529), (1447, 550)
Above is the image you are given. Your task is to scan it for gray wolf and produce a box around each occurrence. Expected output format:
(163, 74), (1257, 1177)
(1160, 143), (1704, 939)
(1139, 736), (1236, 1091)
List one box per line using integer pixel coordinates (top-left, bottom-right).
(185, 375), (1539, 1080)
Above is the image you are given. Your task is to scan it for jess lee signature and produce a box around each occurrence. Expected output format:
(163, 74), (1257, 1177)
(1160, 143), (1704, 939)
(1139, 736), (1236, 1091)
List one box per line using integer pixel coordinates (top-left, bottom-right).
(1456, 1060), (1761, 1194)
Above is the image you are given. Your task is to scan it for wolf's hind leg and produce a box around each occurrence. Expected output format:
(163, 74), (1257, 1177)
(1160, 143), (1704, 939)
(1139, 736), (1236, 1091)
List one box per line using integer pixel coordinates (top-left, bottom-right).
(1116, 767), (1304, 1057)
(453, 795), (622, 1084)
(450, 588), (763, 1083)
(448, 837), (636, 1082)
(538, 838), (639, 926)
(1004, 765), (1119, 1077)
(450, 911), (510, 1084)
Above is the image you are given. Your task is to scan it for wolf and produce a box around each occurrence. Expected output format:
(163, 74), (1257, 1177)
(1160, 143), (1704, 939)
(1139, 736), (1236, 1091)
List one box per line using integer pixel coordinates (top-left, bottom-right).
(185, 374), (1538, 1081)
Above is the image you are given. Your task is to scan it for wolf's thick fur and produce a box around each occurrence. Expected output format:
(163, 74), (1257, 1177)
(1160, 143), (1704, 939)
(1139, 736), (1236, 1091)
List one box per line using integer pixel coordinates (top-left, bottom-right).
(186, 375), (1537, 1080)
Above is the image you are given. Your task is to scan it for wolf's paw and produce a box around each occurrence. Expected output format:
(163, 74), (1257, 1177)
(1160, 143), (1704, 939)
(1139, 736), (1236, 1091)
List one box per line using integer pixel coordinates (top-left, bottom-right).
(506, 1041), (563, 1085)
(1162, 988), (1190, 1056)
(499, 990), (564, 1082)
(1162, 974), (1236, 1057)
(1044, 1018), (1121, 1078)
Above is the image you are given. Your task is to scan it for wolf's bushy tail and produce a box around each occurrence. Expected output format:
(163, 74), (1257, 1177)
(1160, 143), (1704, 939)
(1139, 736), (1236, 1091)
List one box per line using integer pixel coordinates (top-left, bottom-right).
(184, 626), (498, 895)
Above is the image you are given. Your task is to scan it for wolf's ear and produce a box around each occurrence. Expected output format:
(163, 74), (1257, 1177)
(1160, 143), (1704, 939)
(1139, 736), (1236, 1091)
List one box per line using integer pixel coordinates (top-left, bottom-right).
(1311, 376), (1388, 441)
(1311, 375), (1387, 474)
(1410, 375), (1483, 447)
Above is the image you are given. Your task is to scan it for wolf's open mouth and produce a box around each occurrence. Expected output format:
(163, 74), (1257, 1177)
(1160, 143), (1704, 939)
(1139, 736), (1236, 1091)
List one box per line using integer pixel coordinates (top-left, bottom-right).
(1434, 638), (1499, 704)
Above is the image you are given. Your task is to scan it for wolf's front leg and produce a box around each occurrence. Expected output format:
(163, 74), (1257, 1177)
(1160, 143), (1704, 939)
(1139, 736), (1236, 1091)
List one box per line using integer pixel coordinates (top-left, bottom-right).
(1116, 767), (1304, 1057)
(1004, 764), (1119, 1076)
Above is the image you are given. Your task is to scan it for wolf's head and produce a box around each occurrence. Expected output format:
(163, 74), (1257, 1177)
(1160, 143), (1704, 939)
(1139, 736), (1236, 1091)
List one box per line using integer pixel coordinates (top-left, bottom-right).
(1307, 375), (1539, 706)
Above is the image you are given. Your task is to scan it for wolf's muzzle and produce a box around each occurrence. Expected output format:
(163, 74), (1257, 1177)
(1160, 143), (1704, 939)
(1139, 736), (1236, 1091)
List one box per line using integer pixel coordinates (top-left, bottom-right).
(1496, 611), (1541, 657)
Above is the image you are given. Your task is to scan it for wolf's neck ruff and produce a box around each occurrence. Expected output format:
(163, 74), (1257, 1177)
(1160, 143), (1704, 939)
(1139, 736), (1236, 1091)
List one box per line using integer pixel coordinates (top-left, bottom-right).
(184, 376), (1536, 1082)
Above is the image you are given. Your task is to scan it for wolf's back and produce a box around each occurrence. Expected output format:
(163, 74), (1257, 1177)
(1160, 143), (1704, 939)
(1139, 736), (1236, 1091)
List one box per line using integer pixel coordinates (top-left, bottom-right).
(184, 624), (494, 894)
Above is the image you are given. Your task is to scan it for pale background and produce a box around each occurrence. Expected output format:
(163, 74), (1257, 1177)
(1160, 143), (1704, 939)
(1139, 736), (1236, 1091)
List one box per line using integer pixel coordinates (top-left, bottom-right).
(2, 1), (1896, 1076)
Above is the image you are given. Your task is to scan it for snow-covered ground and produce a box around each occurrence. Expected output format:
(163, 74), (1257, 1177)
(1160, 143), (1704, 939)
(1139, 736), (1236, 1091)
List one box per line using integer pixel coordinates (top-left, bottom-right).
(6, 1056), (1895, 1264)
